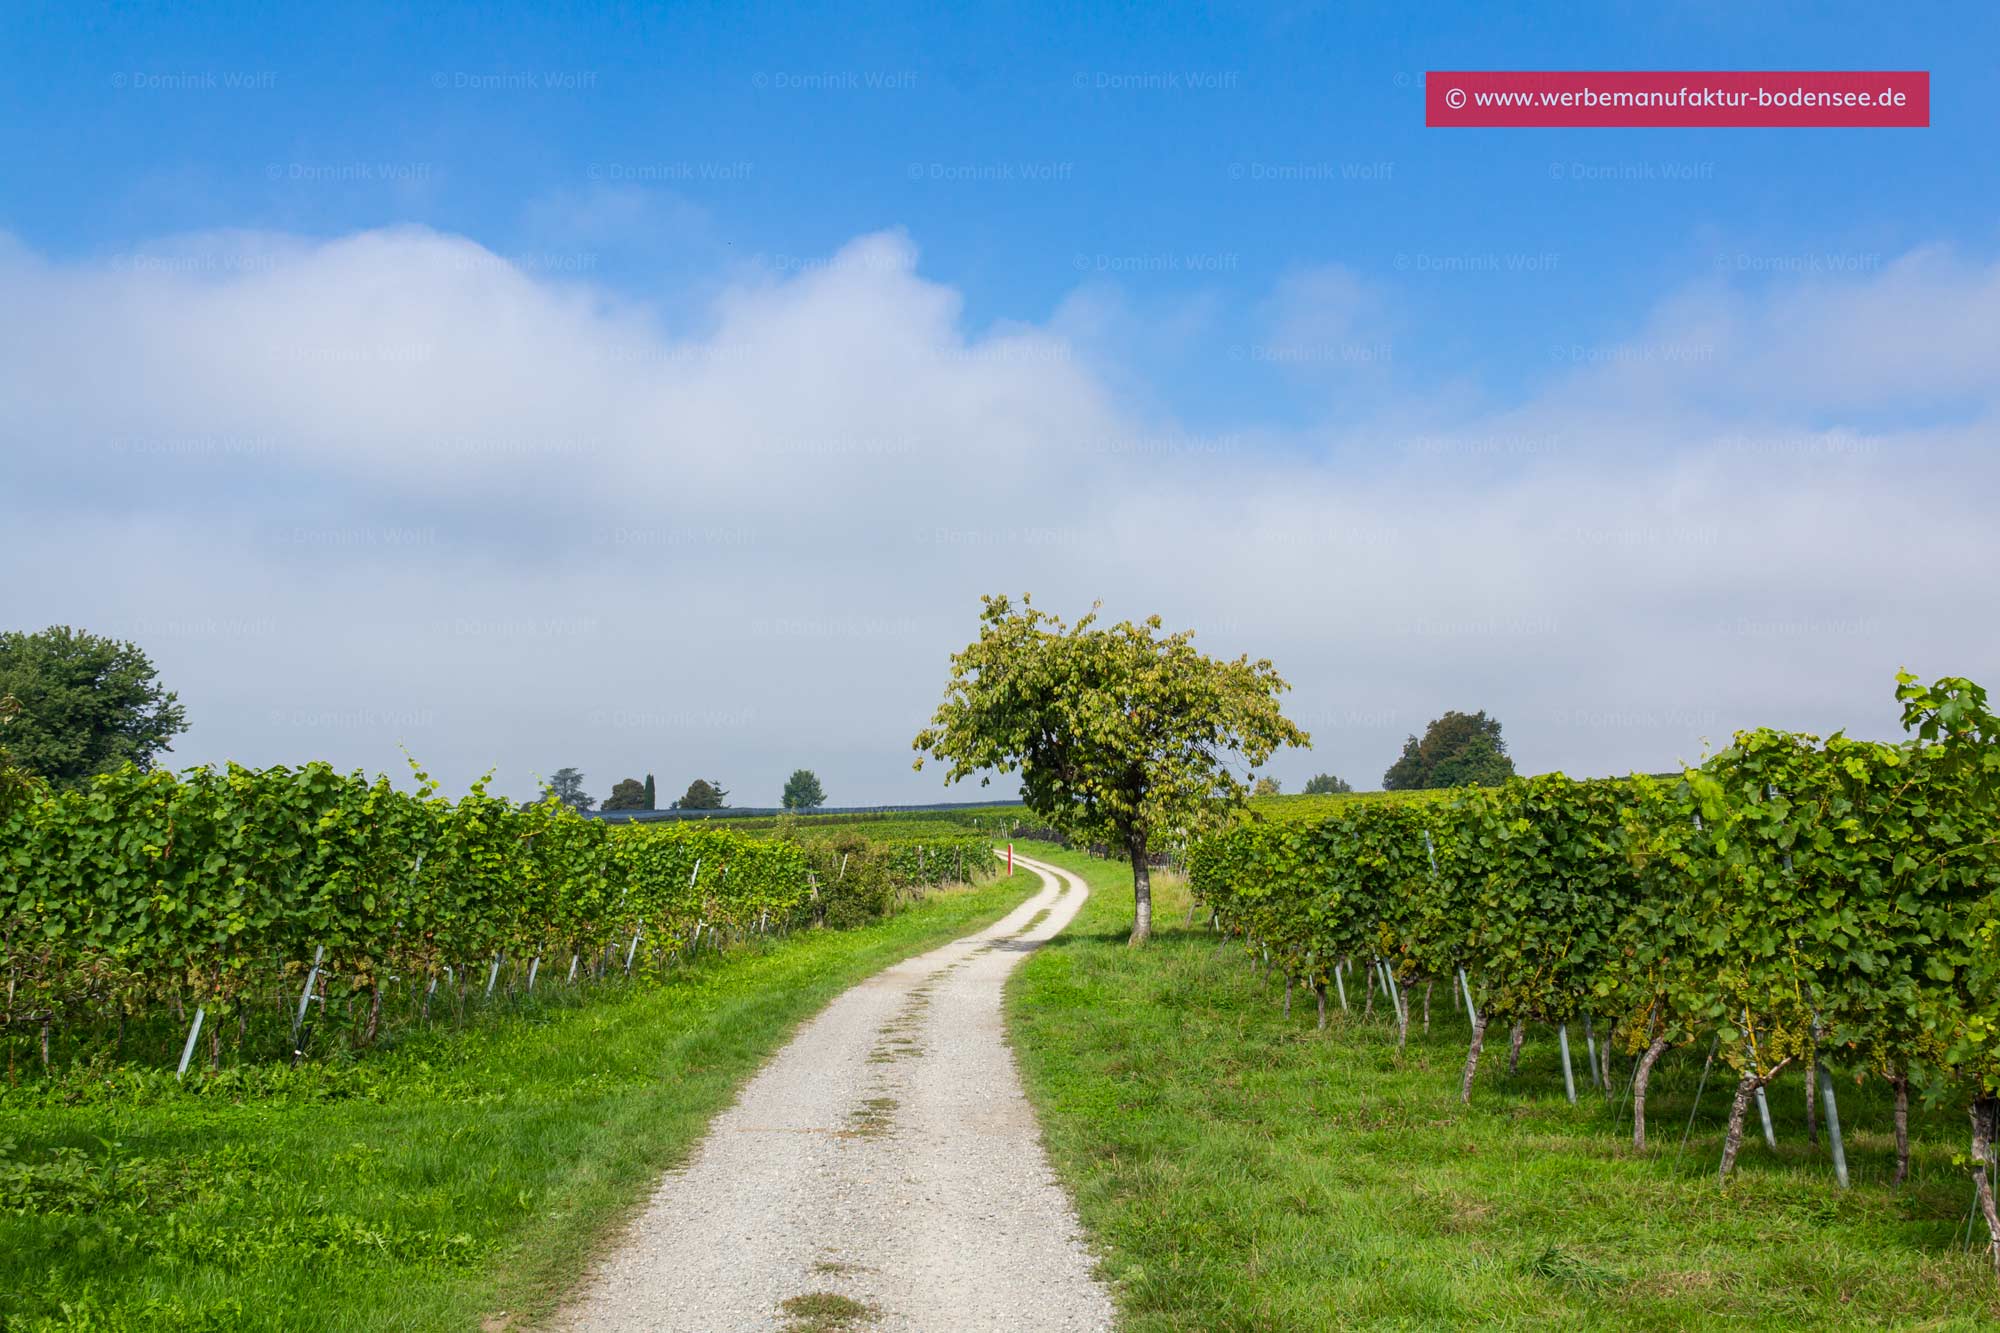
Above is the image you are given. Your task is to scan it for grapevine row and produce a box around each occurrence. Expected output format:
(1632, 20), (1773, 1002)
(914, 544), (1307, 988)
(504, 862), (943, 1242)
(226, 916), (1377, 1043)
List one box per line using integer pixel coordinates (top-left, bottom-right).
(0, 761), (991, 1068)
(1189, 674), (2000, 1265)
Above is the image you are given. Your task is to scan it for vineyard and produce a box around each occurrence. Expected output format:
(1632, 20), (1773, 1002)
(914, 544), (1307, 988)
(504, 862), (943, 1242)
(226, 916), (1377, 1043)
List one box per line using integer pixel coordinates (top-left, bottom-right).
(0, 761), (996, 1075)
(1190, 673), (2000, 1269)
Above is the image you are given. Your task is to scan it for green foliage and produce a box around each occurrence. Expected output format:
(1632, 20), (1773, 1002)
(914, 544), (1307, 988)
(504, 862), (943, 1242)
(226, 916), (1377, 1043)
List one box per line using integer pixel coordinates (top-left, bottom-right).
(0, 761), (812, 1064)
(1192, 674), (2000, 1121)
(1251, 776), (1281, 797)
(912, 593), (1307, 941)
(1382, 709), (1515, 791)
(782, 768), (827, 811)
(1302, 772), (1352, 795)
(0, 626), (189, 790)
(674, 778), (728, 810)
(790, 830), (996, 929)
(602, 777), (650, 811)
(643, 773), (656, 810)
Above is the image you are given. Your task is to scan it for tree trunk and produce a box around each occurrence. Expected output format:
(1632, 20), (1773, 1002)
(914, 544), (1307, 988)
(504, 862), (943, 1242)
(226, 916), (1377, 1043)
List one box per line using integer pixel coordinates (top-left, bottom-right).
(1460, 1015), (1487, 1104)
(1508, 1022), (1525, 1075)
(1892, 1071), (1910, 1186)
(1423, 980), (1433, 1033)
(1315, 982), (1327, 1031)
(1719, 1060), (1793, 1179)
(1719, 1073), (1758, 1179)
(1973, 1097), (2000, 1276)
(1283, 975), (1293, 1019)
(363, 985), (383, 1046)
(1631, 1034), (1670, 1151)
(1126, 831), (1152, 946)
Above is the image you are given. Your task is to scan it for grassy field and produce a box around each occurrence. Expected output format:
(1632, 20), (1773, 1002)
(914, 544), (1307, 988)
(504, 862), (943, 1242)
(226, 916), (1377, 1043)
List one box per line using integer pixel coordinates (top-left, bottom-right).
(1006, 843), (2000, 1331)
(0, 874), (1037, 1333)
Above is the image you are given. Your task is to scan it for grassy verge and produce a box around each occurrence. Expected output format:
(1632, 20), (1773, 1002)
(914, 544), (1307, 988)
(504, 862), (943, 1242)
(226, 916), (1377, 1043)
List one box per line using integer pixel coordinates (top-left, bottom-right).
(0, 873), (1037, 1333)
(1006, 843), (2000, 1331)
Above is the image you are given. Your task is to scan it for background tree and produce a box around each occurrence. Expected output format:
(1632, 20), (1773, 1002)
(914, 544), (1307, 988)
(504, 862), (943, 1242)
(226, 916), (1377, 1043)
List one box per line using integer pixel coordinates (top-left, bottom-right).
(542, 766), (594, 812)
(643, 773), (657, 810)
(913, 594), (1308, 945)
(673, 778), (728, 810)
(0, 625), (189, 790)
(1381, 710), (1515, 790)
(1252, 776), (1282, 796)
(783, 768), (828, 811)
(0, 694), (42, 816)
(1303, 772), (1353, 794)
(602, 777), (650, 811)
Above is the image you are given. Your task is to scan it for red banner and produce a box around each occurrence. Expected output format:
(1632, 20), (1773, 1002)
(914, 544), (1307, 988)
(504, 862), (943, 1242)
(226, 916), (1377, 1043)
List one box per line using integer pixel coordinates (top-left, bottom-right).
(1426, 71), (1929, 128)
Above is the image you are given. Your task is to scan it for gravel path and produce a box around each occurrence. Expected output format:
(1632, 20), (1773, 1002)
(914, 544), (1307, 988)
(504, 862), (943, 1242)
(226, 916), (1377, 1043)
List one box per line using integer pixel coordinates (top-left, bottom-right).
(548, 853), (1116, 1333)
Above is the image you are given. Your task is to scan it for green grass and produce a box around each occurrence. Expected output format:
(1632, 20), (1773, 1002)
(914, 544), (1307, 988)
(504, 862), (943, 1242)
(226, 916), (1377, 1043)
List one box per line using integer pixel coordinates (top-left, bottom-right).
(1006, 844), (2000, 1331)
(0, 873), (1036, 1333)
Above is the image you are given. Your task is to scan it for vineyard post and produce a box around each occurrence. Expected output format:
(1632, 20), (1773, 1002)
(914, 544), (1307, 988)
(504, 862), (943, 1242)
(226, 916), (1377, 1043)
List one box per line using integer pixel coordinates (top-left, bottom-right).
(1583, 1016), (1602, 1093)
(1557, 1025), (1578, 1104)
(1333, 963), (1348, 1011)
(1458, 968), (1479, 1026)
(527, 957), (540, 991)
(176, 1006), (206, 1079)
(485, 955), (503, 996)
(567, 954), (579, 983)
(291, 945), (325, 1046)
(624, 929), (642, 975)
(1007, 844), (1013, 876)
(1818, 1066), (1851, 1189)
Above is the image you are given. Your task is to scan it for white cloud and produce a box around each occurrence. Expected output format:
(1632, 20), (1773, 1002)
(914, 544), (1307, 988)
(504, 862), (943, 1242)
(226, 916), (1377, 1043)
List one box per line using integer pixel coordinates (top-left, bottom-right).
(3, 226), (1995, 804)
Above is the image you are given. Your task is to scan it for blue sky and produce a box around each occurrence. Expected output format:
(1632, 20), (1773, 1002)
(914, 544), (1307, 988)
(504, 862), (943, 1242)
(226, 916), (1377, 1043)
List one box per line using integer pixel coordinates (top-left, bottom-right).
(3, 3), (1995, 804)
(7, 1), (1989, 423)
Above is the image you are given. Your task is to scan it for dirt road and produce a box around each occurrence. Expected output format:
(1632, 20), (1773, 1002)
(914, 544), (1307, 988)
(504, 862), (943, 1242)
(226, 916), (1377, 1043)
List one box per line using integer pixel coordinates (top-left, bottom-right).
(549, 853), (1115, 1332)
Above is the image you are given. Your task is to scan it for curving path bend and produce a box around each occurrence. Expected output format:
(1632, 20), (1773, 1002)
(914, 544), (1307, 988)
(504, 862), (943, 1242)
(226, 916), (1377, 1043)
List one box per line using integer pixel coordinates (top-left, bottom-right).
(549, 853), (1115, 1333)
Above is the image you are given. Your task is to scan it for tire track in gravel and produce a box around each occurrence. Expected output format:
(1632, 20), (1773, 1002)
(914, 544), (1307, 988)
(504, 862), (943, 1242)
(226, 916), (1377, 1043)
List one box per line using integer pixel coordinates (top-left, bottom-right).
(549, 853), (1114, 1333)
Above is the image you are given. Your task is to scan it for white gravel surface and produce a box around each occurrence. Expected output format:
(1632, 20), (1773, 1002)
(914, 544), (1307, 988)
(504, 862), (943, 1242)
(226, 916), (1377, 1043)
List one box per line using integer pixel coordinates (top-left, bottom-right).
(548, 853), (1116, 1333)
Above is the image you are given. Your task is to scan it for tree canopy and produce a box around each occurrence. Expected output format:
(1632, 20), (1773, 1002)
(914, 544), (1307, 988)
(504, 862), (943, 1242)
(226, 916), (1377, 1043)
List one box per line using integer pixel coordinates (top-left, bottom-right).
(782, 768), (827, 811)
(913, 594), (1308, 943)
(1252, 776), (1282, 796)
(1381, 710), (1515, 790)
(674, 778), (728, 810)
(1303, 772), (1353, 795)
(602, 777), (650, 811)
(0, 626), (189, 790)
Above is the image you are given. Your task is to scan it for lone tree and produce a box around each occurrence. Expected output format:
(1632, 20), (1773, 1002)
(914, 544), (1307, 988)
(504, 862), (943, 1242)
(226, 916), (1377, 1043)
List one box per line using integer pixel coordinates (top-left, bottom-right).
(602, 777), (650, 811)
(1252, 776), (1282, 796)
(913, 594), (1308, 945)
(542, 767), (594, 812)
(0, 625), (189, 790)
(782, 768), (827, 811)
(674, 778), (727, 810)
(643, 773), (657, 810)
(1303, 772), (1353, 794)
(1382, 710), (1515, 790)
